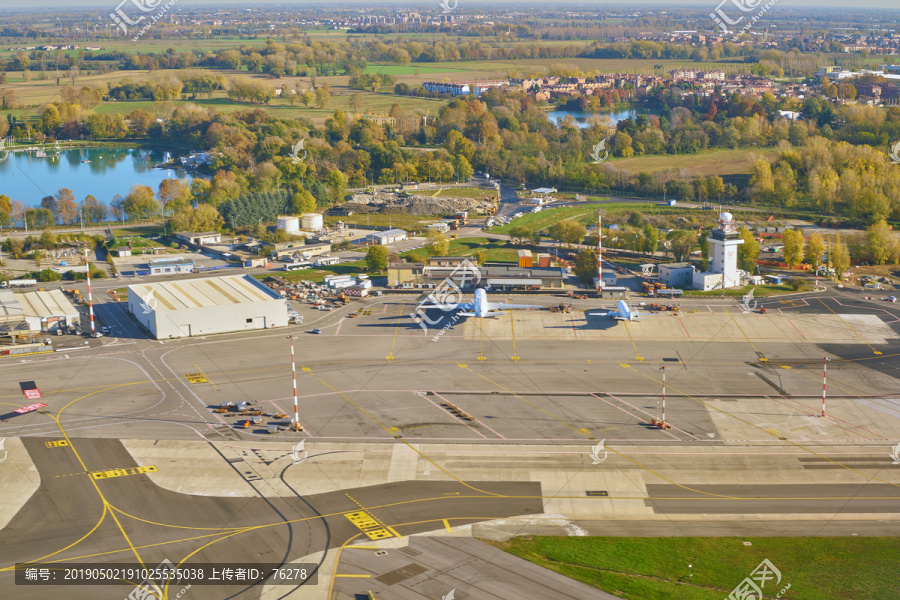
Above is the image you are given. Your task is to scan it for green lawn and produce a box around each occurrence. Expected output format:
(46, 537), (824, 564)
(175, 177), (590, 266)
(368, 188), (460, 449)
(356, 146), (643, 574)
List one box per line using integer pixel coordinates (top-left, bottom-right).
(610, 148), (778, 179)
(400, 237), (521, 263)
(324, 214), (439, 232)
(432, 187), (499, 200)
(488, 536), (900, 600)
(363, 63), (464, 75)
(491, 205), (602, 234)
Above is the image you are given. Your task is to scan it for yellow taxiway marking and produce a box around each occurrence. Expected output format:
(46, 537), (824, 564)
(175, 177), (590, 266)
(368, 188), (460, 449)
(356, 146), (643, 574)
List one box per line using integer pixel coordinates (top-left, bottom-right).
(346, 546), (380, 550)
(816, 298), (883, 355)
(195, 363), (217, 389)
(724, 307), (761, 355)
(186, 373), (207, 384)
(45, 440), (68, 448)
(387, 301), (406, 361)
(443, 519), (452, 533)
(91, 465), (158, 480)
(344, 511), (394, 541)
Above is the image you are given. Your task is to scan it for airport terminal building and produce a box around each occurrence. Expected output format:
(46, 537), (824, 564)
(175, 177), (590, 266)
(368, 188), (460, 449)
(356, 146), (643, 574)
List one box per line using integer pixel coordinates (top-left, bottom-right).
(127, 275), (288, 339)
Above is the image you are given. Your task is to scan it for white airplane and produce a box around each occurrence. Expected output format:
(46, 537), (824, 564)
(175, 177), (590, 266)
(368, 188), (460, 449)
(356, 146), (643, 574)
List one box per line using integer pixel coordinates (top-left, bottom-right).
(588, 299), (647, 321)
(456, 287), (541, 318)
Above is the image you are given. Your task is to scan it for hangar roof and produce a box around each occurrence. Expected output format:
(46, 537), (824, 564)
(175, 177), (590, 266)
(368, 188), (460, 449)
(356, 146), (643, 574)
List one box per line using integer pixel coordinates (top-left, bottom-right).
(8, 290), (78, 319)
(128, 275), (282, 312)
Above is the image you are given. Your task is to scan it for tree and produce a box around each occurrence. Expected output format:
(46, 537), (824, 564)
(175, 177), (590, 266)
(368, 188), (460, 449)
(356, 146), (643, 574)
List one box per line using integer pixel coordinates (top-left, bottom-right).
(290, 187), (317, 214)
(804, 232), (825, 266)
(55, 188), (78, 224)
(123, 184), (161, 221)
(37, 268), (62, 282)
(666, 230), (696, 262)
(425, 230), (450, 256)
(737, 226), (760, 272)
(832, 234), (850, 280)
(865, 220), (900, 265)
(158, 178), (192, 215)
(508, 225), (532, 244)
(643, 225), (659, 254)
(574, 249), (599, 285)
(473, 250), (487, 265)
(782, 229), (805, 269)
(365, 245), (390, 271)
(325, 170), (347, 206)
(547, 220), (586, 246)
(314, 86), (330, 109)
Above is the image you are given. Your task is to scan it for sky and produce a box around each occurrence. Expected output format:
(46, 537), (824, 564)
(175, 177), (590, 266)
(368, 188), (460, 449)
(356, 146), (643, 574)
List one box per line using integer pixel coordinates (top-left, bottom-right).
(0, 0), (898, 8)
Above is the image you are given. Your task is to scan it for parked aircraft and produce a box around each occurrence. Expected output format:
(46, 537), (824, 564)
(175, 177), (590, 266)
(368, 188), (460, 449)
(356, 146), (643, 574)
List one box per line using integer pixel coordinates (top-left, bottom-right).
(587, 299), (647, 321)
(457, 287), (542, 318)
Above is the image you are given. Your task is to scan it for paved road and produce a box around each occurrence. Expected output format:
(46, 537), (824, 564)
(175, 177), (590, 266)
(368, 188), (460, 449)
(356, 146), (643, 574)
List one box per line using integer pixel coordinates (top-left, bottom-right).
(0, 438), (542, 600)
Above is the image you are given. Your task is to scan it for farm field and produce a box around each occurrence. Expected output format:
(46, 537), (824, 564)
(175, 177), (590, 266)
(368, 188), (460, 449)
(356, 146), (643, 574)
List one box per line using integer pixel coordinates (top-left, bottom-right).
(609, 147), (779, 179)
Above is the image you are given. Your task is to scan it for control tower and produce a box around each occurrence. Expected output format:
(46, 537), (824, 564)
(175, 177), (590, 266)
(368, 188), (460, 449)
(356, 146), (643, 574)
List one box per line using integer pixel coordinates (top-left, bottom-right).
(707, 212), (744, 288)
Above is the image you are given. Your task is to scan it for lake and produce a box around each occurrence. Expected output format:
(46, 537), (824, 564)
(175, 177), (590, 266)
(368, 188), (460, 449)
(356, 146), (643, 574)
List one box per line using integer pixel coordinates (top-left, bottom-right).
(546, 107), (659, 129)
(0, 147), (195, 209)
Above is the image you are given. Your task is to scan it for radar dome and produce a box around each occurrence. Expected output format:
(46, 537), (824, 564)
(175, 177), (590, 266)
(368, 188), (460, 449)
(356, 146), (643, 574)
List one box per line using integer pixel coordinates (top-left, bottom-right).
(719, 212), (733, 222)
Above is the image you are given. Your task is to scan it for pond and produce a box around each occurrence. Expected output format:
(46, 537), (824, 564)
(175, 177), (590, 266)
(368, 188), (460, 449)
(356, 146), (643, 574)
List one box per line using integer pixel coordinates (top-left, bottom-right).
(0, 147), (196, 209)
(546, 107), (660, 129)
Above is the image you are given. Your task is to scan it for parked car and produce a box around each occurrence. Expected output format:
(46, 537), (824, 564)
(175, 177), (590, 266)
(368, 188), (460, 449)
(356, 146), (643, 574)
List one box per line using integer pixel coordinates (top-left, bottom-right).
(311, 328), (322, 334)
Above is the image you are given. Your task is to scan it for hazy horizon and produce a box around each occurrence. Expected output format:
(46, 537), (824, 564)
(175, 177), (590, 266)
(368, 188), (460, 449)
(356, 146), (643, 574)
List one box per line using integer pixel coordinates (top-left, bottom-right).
(1, 0), (899, 10)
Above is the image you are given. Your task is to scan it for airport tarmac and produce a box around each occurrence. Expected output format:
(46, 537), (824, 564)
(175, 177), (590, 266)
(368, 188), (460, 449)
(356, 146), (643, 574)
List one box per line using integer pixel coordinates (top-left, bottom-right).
(1, 288), (899, 599)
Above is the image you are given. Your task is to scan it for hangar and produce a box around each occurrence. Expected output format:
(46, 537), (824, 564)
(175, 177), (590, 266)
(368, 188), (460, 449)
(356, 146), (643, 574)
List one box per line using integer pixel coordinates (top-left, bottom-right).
(127, 274), (288, 339)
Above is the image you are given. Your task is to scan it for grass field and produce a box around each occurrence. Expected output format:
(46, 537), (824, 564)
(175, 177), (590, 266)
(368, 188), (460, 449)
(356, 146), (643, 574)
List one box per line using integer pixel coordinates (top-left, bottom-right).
(398, 237), (520, 263)
(362, 63), (465, 75)
(491, 205), (603, 234)
(610, 148), (778, 179)
(430, 187), (498, 200)
(488, 536), (900, 600)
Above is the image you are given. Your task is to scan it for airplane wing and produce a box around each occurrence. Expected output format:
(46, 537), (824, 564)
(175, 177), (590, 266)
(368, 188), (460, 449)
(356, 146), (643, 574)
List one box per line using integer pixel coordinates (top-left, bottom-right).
(457, 311), (477, 317)
(487, 302), (541, 311)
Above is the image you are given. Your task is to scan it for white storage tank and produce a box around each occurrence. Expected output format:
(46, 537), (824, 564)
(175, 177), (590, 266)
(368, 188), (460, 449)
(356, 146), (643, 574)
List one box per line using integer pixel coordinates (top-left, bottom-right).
(301, 213), (324, 231)
(277, 216), (300, 234)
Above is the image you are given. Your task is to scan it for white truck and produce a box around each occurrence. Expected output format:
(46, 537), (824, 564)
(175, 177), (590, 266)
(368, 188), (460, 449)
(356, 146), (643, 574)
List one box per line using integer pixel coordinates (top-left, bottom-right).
(1, 279), (38, 289)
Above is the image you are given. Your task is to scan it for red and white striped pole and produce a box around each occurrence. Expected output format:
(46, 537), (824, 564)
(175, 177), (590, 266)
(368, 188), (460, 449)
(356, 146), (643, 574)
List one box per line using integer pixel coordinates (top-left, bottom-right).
(597, 210), (603, 293)
(821, 356), (828, 418)
(290, 335), (299, 430)
(84, 247), (95, 337)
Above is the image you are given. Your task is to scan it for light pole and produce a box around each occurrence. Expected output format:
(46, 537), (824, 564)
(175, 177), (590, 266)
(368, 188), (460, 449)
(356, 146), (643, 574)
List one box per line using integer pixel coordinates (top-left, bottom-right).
(289, 335), (302, 431)
(660, 366), (666, 427)
(84, 247), (95, 337)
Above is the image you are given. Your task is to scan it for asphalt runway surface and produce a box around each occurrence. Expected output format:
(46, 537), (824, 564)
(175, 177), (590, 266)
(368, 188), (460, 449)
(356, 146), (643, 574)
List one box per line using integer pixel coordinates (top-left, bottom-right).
(1, 286), (899, 599)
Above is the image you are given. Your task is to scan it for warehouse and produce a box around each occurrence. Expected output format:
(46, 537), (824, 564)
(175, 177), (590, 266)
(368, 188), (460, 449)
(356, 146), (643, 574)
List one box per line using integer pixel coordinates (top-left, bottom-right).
(1, 289), (80, 332)
(127, 274), (288, 339)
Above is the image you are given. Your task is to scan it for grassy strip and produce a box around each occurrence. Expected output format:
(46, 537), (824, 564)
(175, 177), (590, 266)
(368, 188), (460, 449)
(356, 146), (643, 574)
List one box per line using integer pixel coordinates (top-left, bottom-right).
(255, 259), (368, 283)
(486, 536), (900, 600)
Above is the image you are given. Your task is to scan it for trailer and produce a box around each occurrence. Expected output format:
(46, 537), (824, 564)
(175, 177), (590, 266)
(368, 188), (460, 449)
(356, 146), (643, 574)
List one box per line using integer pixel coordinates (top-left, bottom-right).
(2, 279), (38, 288)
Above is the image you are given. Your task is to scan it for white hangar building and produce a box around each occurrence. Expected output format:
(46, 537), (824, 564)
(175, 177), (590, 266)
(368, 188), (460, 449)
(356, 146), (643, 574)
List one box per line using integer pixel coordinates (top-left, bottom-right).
(127, 274), (288, 339)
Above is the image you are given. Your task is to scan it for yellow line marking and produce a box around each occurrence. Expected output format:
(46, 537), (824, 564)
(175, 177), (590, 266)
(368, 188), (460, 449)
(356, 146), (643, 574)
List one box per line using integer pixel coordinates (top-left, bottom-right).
(45, 440), (68, 448)
(385, 525), (401, 538)
(387, 300), (406, 360)
(724, 306), (761, 354)
(443, 519), (452, 532)
(621, 320), (640, 356)
(186, 373), (207, 384)
(91, 466), (158, 480)
(816, 298), (882, 354)
(194, 363), (217, 389)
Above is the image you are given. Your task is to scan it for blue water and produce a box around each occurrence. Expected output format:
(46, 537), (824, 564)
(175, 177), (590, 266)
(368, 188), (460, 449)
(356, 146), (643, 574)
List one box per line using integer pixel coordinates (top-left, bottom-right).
(0, 147), (195, 209)
(547, 107), (659, 129)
